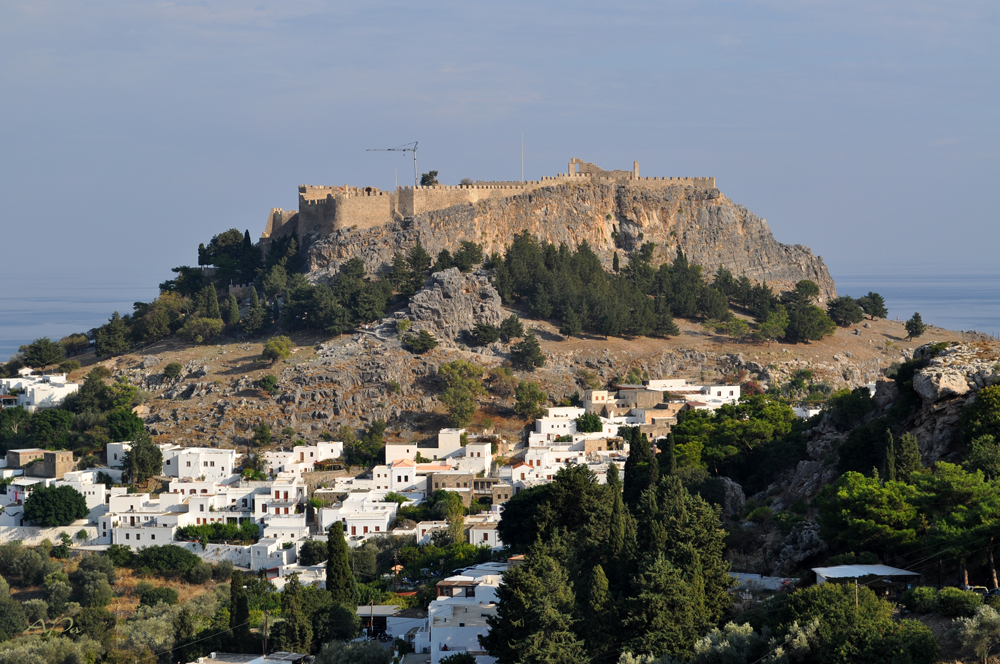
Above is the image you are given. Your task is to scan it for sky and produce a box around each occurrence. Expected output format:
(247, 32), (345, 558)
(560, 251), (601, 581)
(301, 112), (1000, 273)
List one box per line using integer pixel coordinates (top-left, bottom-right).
(0, 0), (997, 356)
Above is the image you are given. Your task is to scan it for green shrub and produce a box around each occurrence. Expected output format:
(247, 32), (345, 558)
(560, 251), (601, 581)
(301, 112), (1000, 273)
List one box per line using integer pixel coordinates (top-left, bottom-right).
(134, 545), (200, 576)
(59, 360), (81, 374)
(936, 587), (982, 617)
(258, 375), (279, 394)
(162, 362), (183, 381)
(261, 335), (293, 363)
(902, 586), (938, 614)
(747, 506), (773, 523)
(138, 583), (178, 607)
(404, 330), (438, 354)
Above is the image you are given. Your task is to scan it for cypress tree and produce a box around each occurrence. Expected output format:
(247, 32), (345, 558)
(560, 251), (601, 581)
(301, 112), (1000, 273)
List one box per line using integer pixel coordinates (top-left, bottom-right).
(884, 429), (897, 482)
(613, 251), (620, 272)
(229, 571), (252, 649)
(622, 427), (656, 512)
(273, 573), (312, 653)
(581, 565), (615, 657)
(896, 432), (922, 482)
(225, 294), (240, 326)
(658, 433), (676, 476)
(326, 524), (356, 606)
(250, 285), (260, 309)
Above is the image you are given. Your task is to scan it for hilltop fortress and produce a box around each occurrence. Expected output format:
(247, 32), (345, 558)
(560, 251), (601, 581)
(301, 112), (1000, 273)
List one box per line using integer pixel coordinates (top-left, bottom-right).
(260, 158), (835, 298)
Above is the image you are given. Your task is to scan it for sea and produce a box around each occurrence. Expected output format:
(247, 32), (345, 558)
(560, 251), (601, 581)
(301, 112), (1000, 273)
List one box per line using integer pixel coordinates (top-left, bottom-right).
(0, 269), (997, 362)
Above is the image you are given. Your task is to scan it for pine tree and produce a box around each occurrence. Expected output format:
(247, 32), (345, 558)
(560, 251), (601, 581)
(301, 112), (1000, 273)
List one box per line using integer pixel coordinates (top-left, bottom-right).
(625, 554), (705, 659)
(481, 553), (587, 664)
(653, 296), (680, 338)
(225, 294), (240, 326)
(326, 524), (356, 606)
(559, 308), (583, 338)
(905, 312), (927, 340)
(94, 312), (131, 357)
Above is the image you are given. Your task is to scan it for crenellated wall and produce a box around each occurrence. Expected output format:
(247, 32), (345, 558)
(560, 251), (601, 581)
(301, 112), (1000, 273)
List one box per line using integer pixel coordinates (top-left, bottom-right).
(259, 159), (716, 246)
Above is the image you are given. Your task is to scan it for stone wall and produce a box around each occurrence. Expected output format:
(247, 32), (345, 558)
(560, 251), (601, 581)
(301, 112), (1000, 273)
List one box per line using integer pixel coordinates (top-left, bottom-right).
(307, 181), (836, 299)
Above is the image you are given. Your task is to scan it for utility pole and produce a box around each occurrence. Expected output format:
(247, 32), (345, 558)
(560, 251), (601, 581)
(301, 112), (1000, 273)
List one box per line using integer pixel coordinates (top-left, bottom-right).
(263, 609), (268, 656)
(855, 579), (859, 609)
(521, 132), (524, 183)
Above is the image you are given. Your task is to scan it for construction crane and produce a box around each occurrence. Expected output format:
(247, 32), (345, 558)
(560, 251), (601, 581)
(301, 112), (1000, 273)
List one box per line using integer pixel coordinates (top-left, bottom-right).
(367, 141), (419, 187)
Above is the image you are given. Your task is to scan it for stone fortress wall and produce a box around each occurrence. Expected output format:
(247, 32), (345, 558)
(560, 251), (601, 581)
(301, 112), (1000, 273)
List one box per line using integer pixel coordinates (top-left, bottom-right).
(260, 158), (715, 247)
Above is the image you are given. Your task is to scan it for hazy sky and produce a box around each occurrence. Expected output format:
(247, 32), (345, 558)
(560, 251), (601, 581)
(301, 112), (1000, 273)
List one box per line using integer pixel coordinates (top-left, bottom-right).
(1, 0), (997, 297)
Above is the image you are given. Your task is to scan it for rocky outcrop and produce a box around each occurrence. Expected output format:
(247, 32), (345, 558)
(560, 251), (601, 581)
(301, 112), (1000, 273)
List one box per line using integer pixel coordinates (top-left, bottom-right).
(406, 268), (504, 344)
(718, 477), (746, 517)
(307, 181), (836, 299)
(774, 521), (827, 576)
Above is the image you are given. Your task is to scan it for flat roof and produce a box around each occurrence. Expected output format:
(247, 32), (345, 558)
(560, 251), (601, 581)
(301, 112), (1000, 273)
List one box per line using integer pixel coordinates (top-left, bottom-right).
(812, 564), (918, 579)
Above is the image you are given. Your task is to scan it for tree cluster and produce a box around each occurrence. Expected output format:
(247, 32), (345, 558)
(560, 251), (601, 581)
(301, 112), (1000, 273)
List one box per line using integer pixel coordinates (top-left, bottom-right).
(489, 458), (733, 662)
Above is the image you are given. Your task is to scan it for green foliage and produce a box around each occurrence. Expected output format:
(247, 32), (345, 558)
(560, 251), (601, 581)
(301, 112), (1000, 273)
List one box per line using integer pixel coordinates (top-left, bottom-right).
(480, 552), (587, 664)
(952, 605), (1000, 664)
(176, 520), (259, 544)
(575, 412), (603, 433)
(261, 335), (293, 363)
(225, 293), (240, 325)
(178, 316), (224, 344)
(134, 545), (201, 576)
(121, 431), (163, 485)
(936, 587), (983, 617)
(901, 586), (939, 614)
(420, 171), (439, 186)
(94, 311), (131, 357)
(315, 641), (390, 664)
(326, 524), (357, 606)
(510, 332), (546, 370)
(826, 386), (875, 429)
(857, 291), (888, 320)
(106, 407), (145, 443)
(162, 362), (183, 381)
(826, 296), (865, 326)
(453, 241), (484, 272)
(499, 315), (524, 342)
(438, 360), (485, 427)
(24, 485), (88, 526)
(298, 539), (328, 566)
(341, 420), (386, 467)
(22, 337), (66, 369)
(965, 435), (1000, 479)
(514, 381), (547, 420)
(404, 329), (438, 354)
(905, 312), (927, 340)
(258, 374), (279, 394)
(961, 385), (1000, 445)
(816, 471), (920, 556)
(471, 322), (500, 346)
(138, 582), (179, 607)
(252, 422), (272, 446)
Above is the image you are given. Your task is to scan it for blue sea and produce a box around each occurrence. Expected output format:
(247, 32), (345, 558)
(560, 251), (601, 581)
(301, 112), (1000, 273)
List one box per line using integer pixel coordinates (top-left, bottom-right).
(0, 269), (997, 362)
(0, 272), (160, 362)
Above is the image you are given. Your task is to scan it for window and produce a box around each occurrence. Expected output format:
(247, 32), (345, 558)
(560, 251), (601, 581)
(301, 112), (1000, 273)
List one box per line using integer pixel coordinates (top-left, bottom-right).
(199, 504), (205, 512)
(136, 534), (141, 540)
(210, 461), (215, 467)
(113, 453), (118, 460)
(275, 491), (280, 499)
(126, 533), (130, 540)
(363, 526), (368, 534)
(166, 460), (171, 465)
(284, 507), (289, 514)
(186, 461), (191, 467)
(375, 526), (380, 532)
(283, 491), (288, 500)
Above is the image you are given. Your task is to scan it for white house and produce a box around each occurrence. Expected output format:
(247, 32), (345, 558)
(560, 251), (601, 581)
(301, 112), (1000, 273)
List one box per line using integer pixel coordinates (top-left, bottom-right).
(413, 570), (501, 664)
(264, 441), (343, 475)
(319, 490), (398, 542)
(0, 372), (79, 412)
(162, 447), (237, 481)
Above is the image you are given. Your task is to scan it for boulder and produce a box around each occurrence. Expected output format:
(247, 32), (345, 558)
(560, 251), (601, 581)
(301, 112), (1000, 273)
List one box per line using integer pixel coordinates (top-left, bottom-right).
(913, 371), (969, 403)
(405, 268), (504, 344)
(774, 521), (827, 576)
(140, 355), (161, 369)
(717, 477), (746, 517)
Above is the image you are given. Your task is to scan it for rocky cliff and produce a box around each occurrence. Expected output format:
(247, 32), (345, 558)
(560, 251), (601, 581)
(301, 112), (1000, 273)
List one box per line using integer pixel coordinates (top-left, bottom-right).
(306, 181), (836, 299)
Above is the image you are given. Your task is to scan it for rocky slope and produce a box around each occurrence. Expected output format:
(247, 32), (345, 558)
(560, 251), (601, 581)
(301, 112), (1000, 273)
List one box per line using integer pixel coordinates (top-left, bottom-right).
(306, 182), (836, 299)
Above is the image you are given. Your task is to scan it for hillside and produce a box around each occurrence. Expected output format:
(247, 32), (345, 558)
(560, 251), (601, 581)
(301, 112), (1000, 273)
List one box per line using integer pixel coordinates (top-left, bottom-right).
(305, 181), (837, 299)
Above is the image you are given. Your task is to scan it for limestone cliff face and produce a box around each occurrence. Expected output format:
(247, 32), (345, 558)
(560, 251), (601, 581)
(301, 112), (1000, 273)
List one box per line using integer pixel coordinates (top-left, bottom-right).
(307, 181), (836, 299)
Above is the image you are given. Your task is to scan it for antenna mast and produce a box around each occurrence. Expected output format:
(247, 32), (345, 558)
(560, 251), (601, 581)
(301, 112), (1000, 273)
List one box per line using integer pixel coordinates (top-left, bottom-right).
(367, 141), (419, 187)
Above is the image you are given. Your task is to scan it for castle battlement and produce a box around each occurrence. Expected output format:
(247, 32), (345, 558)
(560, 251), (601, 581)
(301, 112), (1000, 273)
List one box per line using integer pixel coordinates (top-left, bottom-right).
(262, 159), (716, 244)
